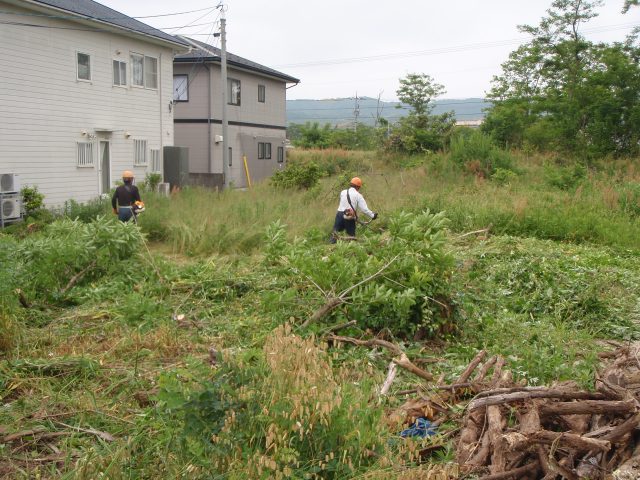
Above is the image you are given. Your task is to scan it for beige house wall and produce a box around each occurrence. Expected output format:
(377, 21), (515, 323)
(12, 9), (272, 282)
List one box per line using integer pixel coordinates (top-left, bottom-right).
(173, 61), (289, 188)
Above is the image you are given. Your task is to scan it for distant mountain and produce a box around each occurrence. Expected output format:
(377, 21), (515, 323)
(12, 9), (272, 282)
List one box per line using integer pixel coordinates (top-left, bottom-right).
(286, 97), (492, 126)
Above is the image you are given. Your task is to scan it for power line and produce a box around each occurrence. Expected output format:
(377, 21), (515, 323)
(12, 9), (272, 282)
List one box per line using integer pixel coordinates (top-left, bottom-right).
(273, 22), (640, 69)
(0, 6), (216, 20)
(288, 112), (486, 121)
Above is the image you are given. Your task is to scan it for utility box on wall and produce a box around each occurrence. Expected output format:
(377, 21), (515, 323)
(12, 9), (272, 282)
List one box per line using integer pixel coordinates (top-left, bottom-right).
(163, 146), (189, 190)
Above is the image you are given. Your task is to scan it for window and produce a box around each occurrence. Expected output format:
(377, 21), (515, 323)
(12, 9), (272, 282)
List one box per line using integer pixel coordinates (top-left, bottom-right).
(131, 53), (144, 86)
(228, 78), (241, 105)
(228, 147), (232, 167)
(258, 142), (272, 160)
(77, 52), (91, 81)
(113, 60), (126, 86)
(173, 75), (188, 101)
(258, 84), (265, 103)
(150, 148), (161, 172)
(134, 139), (147, 166)
(277, 146), (284, 163)
(145, 56), (158, 89)
(76, 142), (94, 167)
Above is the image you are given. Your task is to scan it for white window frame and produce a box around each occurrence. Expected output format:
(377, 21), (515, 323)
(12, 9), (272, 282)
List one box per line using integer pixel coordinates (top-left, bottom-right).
(130, 52), (144, 87)
(258, 142), (265, 159)
(277, 146), (284, 163)
(76, 52), (91, 81)
(144, 56), (158, 89)
(265, 142), (272, 160)
(134, 139), (148, 166)
(258, 84), (266, 103)
(228, 78), (241, 106)
(76, 142), (95, 167)
(113, 60), (127, 87)
(150, 148), (161, 172)
(173, 75), (188, 101)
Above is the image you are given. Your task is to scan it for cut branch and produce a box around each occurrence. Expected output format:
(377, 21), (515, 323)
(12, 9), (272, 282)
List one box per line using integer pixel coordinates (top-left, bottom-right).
(60, 260), (97, 295)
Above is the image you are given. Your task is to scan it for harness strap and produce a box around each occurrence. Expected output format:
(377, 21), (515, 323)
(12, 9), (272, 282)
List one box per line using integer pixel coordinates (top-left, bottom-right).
(346, 188), (358, 221)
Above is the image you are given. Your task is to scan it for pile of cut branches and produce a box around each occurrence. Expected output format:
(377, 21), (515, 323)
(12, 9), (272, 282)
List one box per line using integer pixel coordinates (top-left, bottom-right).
(330, 335), (640, 479)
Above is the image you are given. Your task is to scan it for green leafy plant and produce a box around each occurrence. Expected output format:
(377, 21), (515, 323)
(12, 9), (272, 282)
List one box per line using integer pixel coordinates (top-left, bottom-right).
(266, 210), (456, 337)
(20, 186), (45, 217)
(270, 161), (322, 189)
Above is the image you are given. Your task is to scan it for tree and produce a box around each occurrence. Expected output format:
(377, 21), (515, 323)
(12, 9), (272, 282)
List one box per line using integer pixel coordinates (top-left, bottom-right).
(396, 73), (445, 123)
(386, 73), (455, 154)
(483, 0), (640, 157)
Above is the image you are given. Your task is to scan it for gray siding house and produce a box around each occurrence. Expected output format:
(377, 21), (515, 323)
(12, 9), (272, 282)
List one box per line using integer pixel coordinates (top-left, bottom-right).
(173, 37), (299, 188)
(0, 0), (188, 206)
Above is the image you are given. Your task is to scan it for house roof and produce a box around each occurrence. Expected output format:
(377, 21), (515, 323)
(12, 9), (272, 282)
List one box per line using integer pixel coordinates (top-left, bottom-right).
(175, 37), (299, 84)
(22, 0), (189, 48)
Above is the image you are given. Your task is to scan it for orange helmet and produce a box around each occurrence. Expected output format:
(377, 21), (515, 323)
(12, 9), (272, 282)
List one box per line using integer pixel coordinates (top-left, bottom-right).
(350, 177), (362, 187)
(122, 170), (134, 179)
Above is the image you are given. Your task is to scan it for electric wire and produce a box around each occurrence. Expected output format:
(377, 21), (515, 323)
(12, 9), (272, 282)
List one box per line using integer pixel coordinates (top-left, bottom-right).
(0, 6), (217, 20)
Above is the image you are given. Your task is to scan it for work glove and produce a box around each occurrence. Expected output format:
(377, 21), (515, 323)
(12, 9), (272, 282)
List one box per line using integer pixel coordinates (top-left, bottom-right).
(113, 208), (118, 215)
(372, 212), (378, 220)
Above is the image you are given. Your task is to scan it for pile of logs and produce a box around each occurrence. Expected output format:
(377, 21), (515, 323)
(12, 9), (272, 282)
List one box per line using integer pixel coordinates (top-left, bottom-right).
(451, 345), (640, 479)
(328, 334), (640, 478)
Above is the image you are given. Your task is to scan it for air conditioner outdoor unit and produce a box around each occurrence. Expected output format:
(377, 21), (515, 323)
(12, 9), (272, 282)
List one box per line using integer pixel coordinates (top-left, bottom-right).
(1, 194), (21, 220)
(0, 173), (20, 194)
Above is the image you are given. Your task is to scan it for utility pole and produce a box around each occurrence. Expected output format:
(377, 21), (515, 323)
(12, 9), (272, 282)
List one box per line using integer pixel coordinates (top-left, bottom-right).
(220, 8), (229, 189)
(353, 92), (360, 133)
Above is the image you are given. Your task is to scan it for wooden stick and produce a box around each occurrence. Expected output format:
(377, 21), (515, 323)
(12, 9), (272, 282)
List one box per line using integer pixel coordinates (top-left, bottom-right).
(60, 260), (97, 295)
(379, 362), (397, 396)
(327, 334), (404, 356)
(457, 350), (487, 384)
(475, 355), (497, 383)
(539, 400), (636, 417)
(602, 412), (640, 443)
(487, 405), (506, 474)
(468, 388), (608, 411)
(393, 353), (434, 381)
(321, 319), (357, 334)
(478, 461), (538, 480)
(301, 255), (398, 327)
(529, 430), (611, 453)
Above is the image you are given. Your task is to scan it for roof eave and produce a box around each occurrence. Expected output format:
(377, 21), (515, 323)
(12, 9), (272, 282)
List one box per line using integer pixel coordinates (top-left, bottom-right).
(13, 0), (189, 50)
(174, 56), (299, 83)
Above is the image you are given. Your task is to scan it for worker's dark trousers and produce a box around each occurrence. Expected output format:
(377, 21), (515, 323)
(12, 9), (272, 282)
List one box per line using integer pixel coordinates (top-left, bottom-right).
(330, 211), (356, 243)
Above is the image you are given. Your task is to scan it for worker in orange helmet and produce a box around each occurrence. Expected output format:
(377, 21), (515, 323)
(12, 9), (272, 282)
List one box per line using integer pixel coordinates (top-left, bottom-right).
(111, 170), (142, 222)
(330, 176), (377, 243)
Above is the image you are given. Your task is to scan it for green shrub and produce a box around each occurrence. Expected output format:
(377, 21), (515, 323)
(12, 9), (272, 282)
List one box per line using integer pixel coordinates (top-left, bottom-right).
(270, 161), (322, 189)
(492, 167), (518, 185)
(543, 162), (587, 190)
(14, 217), (144, 304)
(20, 185), (45, 217)
(63, 197), (112, 222)
(266, 210), (456, 337)
(450, 130), (514, 176)
(142, 173), (162, 192)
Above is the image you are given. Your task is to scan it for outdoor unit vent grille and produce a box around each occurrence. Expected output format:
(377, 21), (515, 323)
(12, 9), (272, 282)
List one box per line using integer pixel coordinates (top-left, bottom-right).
(1, 196), (21, 220)
(0, 174), (20, 194)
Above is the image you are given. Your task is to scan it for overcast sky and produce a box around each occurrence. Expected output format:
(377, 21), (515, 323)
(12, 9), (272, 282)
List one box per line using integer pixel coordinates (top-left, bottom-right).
(100, 0), (639, 100)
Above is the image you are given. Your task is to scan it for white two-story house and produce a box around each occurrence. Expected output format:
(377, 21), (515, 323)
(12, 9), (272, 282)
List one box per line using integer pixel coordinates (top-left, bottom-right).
(0, 0), (189, 206)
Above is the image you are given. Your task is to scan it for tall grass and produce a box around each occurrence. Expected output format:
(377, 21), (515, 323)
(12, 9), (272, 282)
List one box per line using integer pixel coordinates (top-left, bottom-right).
(138, 150), (639, 256)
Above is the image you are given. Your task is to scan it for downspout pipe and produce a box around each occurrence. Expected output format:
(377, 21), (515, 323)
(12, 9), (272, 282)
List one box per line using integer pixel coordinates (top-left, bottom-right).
(202, 61), (212, 174)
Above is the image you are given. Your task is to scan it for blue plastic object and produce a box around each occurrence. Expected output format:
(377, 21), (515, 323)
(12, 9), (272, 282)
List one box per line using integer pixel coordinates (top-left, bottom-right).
(399, 417), (438, 438)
